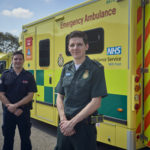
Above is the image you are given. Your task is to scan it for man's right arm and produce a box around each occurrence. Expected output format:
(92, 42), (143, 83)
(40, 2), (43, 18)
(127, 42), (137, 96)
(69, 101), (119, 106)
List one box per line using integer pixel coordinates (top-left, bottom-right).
(0, 73), (23, 116)
(56, 93), (66, 122)
(0, 92), (11, 106)
(0, 92), (23, 116)
(56, 93), (75, 136)
(0, 73), (10, 106)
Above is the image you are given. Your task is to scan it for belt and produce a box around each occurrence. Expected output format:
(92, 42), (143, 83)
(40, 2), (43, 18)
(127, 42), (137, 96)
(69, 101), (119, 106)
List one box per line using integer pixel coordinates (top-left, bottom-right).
(66, 115), (104, 125)
(90, 115), (104, 124)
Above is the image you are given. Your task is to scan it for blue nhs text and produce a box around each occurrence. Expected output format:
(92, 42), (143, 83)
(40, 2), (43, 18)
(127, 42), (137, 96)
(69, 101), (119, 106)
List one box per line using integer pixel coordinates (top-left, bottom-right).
(107, 46), (122, 55)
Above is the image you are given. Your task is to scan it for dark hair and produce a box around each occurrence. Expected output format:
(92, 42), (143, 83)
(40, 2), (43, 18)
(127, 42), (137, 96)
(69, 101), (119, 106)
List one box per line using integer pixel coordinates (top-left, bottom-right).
(12, 51), (24, 60)
(68, 30), (88, 45)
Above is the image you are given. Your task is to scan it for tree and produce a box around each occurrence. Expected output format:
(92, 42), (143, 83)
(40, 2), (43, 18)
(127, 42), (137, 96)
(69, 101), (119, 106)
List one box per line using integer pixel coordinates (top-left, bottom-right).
(0, 32), (19, 53)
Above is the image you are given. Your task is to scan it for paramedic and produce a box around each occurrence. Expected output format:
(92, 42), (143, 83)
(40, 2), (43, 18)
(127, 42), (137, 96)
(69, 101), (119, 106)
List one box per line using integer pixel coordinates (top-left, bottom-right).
(55, 30), (107, 150)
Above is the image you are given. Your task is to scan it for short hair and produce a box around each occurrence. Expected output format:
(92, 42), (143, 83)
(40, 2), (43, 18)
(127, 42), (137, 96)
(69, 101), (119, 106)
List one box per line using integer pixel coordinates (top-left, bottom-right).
(68, 30), (88, 45)
(12, 51), (24, 60)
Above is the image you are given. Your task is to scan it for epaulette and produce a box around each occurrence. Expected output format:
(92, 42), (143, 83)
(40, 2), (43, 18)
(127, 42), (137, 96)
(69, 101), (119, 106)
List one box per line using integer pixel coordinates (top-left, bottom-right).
(92, 60), (103, 68)
(63, 60), (73, 67)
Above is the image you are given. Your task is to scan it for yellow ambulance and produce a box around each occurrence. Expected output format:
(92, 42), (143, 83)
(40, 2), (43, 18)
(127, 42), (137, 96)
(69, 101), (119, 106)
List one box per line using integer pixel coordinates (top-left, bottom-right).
(0, 52), (12, 75)
(21, 0), (150, 149)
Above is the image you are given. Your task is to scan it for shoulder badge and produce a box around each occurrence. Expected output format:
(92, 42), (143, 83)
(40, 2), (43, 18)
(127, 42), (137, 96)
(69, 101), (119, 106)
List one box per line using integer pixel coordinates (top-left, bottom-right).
(82, 70), (89, 79)
(3, 69), (9, 73)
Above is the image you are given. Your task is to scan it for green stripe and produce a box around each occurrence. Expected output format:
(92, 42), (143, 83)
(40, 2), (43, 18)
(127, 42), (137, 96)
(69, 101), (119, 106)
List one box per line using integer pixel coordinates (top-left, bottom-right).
(44, 86), (53, 104)
(54, 88), (57, 105)
(28, 70), (34, 75)
(98, 94), (127, 121)
(36, 70), (44, 86)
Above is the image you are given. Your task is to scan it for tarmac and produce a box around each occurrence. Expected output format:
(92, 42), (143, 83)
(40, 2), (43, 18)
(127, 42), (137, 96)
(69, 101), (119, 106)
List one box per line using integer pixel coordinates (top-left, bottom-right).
(1, 102), (149, 150)
(0, 102), (118, 150)
(0, 103), (57, 150)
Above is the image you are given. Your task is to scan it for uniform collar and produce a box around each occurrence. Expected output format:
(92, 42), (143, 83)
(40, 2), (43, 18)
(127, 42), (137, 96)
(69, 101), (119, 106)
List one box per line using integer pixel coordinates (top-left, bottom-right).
(68, 56), (91, 71)
(67, 61), (76, 72)
(79, 56), (91, 70)
(10, 68), (25, 75)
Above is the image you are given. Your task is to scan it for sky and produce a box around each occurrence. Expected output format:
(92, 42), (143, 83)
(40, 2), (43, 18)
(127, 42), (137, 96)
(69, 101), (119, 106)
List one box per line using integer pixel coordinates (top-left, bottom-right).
(0, 0), (87, 37)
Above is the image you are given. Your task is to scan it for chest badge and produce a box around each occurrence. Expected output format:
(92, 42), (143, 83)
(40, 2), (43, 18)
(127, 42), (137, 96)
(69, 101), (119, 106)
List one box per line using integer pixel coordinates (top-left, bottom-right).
(22, 80), (28, 84)
(66, 72), (71, 76)
(82, 70), (89, 79)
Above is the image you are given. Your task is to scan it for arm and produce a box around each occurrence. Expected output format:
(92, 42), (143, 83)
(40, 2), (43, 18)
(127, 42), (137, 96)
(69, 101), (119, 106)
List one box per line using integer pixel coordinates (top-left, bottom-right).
(0, 92), (23, 116)
(57, 93), (76, 136)
(71, 96), (101, 125)
(6, 92), (34, 113)
(0, 92), (11, 106)
(56, 93), (66, 121)
(60, 97), (101, 136)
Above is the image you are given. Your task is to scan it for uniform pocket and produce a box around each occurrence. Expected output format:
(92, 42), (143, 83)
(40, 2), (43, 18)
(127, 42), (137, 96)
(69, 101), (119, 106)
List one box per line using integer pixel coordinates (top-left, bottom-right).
(77, 78), (89, 89)
(62, 76), (73, 87)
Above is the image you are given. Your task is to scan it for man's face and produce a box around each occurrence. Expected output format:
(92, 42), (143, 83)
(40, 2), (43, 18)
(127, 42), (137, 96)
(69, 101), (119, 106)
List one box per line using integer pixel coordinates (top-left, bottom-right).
(68, 37), (89, 61)
(12, 54), (24, 69)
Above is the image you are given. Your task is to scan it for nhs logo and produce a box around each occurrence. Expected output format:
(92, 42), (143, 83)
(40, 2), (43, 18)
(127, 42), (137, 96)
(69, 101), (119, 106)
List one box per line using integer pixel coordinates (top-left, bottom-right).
(107, 46), (122, 55)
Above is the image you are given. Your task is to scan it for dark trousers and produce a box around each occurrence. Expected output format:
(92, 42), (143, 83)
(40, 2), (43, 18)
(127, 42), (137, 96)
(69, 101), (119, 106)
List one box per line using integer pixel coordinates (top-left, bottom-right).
(2, 109), (32, 150)
(55, 122), (97, 150)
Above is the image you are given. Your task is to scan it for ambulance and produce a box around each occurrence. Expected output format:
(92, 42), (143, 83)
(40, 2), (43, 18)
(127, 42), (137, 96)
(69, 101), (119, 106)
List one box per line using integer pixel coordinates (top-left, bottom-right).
(21, 0), (150, 149)
(0, 52), (12, 75)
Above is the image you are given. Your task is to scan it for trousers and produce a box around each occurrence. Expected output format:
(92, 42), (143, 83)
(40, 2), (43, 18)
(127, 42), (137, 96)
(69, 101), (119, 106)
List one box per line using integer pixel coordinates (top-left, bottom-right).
(55, 121), (97, 150)
(2, 108), (32, 150)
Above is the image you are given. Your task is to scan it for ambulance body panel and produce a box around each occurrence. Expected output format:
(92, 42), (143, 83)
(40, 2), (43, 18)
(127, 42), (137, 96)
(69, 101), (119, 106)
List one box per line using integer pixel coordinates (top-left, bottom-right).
(0, 53), (12, 75)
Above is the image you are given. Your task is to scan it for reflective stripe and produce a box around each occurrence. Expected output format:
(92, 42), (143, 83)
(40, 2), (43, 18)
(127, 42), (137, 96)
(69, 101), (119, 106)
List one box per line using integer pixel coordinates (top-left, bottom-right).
(144, 2), (150, 147)
(136, 2), (143, 135)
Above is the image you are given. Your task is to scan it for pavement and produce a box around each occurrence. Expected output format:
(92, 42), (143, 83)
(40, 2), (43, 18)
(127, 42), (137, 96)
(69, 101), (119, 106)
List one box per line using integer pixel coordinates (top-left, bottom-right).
(0, 103), (120, 150)
(0, 103), (57, 150)
(0, 103), (149, 150)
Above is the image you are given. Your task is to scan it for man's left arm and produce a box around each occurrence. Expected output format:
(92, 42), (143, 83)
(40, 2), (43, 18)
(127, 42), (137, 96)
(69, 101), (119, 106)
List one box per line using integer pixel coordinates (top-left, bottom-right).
(71, 97), (101, 124)
(60, 97), (101, 135)
(7, 92), (34, 113)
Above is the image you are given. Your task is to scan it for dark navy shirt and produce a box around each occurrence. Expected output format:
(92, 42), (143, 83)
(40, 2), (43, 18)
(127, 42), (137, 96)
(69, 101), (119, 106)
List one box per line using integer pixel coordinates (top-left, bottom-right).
(0, 69), (37, 109)
(56, 56), (107, 117)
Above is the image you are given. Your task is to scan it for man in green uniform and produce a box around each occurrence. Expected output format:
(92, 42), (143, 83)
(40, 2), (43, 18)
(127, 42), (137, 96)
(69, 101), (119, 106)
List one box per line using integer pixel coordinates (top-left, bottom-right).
(55, 30), (107, 150)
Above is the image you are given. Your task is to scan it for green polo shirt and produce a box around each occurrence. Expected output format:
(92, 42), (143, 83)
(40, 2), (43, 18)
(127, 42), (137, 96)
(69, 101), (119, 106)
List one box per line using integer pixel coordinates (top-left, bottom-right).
(56, 56), (107, 117)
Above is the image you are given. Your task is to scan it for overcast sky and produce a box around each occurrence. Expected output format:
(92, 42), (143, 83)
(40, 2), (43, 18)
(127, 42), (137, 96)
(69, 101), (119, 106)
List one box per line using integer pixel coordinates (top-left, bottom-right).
(0, 0), (87, 37)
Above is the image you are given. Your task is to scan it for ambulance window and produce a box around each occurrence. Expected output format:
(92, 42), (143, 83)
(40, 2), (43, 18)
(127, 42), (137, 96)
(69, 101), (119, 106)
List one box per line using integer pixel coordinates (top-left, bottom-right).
(65, 28), (104, 56)
(39, 39), (50, 66)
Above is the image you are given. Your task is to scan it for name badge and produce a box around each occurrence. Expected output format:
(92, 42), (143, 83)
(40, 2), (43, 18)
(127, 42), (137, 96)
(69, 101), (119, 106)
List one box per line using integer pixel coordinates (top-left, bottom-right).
(66, 72), (71, 76)
(22, 80), (28, 84)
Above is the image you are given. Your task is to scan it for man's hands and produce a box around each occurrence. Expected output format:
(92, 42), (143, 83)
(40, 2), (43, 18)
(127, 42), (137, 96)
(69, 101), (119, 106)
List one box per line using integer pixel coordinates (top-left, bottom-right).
(6, 104), (17, 113)
(14, 108), (23, 116)
(59, 119), (76, 136)
(6, 103), (23, 116)
(56, 94), (76, 136)
(0, 93), (24, 117)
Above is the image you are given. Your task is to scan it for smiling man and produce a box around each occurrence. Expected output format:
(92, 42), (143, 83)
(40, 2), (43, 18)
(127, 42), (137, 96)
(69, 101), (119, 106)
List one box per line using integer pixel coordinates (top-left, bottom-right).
(55, 30), (107, 150)
(0, 51), (37, 150)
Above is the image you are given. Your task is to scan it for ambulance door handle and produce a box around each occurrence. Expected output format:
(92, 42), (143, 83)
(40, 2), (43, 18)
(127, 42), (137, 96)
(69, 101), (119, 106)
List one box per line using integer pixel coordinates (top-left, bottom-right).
(49, 75), (52, 84)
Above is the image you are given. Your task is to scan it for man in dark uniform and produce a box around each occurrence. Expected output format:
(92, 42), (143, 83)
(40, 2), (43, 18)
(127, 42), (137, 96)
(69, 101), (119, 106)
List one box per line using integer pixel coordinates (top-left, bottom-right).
(55, 31), (107, 150)
(0, 51), (37, 150)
